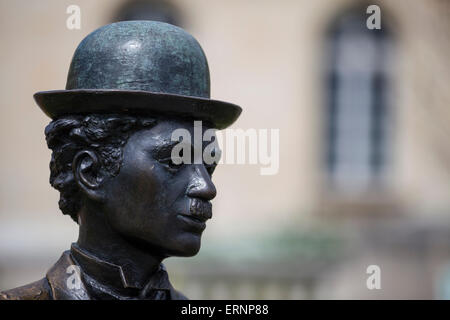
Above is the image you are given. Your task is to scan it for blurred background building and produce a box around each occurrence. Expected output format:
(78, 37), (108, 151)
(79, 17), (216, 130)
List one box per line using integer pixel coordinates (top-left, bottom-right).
(0, 0), (449, 299)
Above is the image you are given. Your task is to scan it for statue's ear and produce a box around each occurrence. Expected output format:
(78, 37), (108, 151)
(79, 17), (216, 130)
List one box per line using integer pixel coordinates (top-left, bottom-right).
(72, 150), (105, 201)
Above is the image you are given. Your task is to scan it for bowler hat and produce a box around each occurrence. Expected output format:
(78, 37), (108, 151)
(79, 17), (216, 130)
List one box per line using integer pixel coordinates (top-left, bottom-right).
(34, 21), (241, 129)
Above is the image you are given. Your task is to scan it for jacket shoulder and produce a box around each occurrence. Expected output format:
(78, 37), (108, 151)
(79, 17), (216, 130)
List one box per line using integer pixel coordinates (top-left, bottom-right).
(170, 287), (188, 300)
(0, 278), (52, 300)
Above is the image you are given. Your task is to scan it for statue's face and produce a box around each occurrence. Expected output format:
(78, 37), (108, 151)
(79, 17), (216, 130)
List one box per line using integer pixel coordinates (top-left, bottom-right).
(101, 119), (218, 257)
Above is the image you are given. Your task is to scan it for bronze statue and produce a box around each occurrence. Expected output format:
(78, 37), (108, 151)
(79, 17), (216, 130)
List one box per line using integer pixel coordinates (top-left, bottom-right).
(0, 20), (241, 300)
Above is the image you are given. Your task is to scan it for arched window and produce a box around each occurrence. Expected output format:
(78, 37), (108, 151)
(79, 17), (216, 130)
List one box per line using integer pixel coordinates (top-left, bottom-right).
(112, 0), (181, 26)
(325, 7), (393, 193)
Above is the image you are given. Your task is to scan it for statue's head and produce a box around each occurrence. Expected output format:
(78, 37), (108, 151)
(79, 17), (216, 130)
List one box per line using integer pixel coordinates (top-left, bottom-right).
(34, 21), (241, 258)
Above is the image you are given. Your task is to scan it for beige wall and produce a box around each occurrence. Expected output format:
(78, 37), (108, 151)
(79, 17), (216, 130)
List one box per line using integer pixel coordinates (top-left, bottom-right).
(0, 0), (449, 294)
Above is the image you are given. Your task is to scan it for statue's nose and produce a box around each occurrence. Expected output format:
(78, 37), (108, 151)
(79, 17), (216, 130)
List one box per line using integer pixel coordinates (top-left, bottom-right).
(187, 165), (217, 201)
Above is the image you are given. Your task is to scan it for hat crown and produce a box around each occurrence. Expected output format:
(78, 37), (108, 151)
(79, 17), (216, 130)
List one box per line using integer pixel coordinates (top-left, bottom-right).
(65, 20), (210, 98)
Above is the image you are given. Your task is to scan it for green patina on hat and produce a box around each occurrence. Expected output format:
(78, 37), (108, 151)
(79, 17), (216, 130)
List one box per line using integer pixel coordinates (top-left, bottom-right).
(34, 20), (241, 129)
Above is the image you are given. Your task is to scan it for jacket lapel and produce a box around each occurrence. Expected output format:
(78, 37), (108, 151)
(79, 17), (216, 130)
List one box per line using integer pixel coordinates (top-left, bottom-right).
(46, 250), (187, 300)
(46, 251), (90, 300)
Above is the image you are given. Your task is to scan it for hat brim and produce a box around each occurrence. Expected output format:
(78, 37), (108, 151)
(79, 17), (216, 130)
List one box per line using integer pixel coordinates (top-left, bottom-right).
(34, 89), (242, 129)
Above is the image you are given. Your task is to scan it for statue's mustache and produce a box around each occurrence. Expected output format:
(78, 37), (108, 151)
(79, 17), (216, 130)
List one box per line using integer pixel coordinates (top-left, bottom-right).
(189, 198), (212, 221)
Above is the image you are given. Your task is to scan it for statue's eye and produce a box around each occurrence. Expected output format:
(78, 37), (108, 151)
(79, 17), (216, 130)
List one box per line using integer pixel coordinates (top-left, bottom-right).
(159, 157), (183, 172)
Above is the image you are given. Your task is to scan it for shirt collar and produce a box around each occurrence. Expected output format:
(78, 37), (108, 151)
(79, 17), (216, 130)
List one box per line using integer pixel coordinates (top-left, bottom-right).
(70, 243), (171, 298)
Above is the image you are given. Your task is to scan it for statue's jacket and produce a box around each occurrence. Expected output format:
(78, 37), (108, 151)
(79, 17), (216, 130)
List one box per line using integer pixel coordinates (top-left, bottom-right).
(0, 245), (187, 300)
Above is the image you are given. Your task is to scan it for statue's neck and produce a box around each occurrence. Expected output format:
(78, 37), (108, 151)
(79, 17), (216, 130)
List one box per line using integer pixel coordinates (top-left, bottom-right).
(75, 206), (163, 289)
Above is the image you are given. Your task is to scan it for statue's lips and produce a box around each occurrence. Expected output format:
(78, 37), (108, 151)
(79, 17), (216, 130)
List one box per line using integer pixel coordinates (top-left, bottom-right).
(177, 199), (212, 232)
(177, 214), (207, 232)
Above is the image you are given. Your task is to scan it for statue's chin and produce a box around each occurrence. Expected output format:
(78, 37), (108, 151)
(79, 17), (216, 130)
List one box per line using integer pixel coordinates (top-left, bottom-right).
(168, 235), (202, 257)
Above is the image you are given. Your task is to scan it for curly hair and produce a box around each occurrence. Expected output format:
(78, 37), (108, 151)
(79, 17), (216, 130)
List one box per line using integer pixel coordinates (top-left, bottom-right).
(45, 114), (157, 222)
